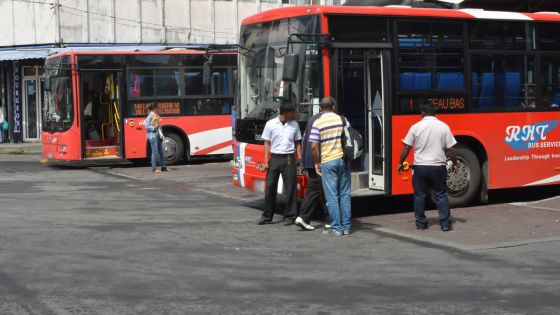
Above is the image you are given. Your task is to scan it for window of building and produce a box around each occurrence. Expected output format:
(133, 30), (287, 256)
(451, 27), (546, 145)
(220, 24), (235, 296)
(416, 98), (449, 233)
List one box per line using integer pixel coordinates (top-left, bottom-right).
(540, 56), (560, 109)
(128, 68), (180, 98)
(471, 54), (535, 110)
(397, 21), (465, 90)
(329, 16), (387, 43)
(469, 22), (531, 50)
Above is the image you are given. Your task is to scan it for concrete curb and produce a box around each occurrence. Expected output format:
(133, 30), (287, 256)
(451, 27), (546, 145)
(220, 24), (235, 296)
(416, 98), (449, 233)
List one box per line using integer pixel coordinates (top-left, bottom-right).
(0, 144), (42, 155)
(374, 227), (560, 252)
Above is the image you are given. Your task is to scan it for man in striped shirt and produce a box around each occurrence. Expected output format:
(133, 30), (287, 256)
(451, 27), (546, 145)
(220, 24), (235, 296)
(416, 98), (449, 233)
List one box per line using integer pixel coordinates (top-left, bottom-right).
(309, 97), (351, 236)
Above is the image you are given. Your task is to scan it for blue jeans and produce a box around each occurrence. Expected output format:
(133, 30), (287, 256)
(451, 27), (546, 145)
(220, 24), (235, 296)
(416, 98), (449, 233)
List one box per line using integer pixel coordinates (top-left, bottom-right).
(149, 137), (166, 169)
(412, 165), (451, 227)
(321, 158), (351, 233)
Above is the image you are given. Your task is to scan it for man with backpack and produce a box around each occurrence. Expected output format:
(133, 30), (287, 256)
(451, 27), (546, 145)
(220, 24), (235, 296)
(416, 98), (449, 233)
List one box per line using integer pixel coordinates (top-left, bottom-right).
(309, 97), (354, 236)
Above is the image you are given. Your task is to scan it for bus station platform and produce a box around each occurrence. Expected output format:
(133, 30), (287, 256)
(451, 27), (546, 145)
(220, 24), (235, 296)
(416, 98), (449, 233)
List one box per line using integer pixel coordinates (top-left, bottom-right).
(360, 196), (560, 251)
(0, 142), (42, 155)
(105, 161), (560, 252)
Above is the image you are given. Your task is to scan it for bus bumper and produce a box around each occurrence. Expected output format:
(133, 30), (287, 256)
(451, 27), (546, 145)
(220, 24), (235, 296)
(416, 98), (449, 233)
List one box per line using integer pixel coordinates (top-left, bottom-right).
(231, 141), (306, 198)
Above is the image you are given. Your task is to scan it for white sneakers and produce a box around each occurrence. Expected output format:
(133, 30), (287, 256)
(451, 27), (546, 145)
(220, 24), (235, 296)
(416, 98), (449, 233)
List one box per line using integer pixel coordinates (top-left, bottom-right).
(295, 217), (315, 231)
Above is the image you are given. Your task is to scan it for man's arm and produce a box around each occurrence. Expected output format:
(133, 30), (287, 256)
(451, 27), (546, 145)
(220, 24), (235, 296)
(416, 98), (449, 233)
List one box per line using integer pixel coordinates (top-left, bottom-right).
(311, 142), (322, 176)
(295, 140), (302, 161)
(262, 140), (271, 171)
(397, 145), (412, 175)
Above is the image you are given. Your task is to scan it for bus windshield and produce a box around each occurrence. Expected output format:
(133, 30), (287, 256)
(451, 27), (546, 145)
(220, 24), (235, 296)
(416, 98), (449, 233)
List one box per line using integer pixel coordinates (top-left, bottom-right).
(43, 56), (73, 132)
(238, 15), (322, 122)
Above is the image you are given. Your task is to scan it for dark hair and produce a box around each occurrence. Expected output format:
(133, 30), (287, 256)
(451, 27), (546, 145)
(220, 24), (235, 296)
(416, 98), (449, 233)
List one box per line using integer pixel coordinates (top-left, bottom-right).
(279, 102), (296, 115)
(419, 101), (436, 116)
(320, 96), (336, 110)
(147, 102), (158, 111)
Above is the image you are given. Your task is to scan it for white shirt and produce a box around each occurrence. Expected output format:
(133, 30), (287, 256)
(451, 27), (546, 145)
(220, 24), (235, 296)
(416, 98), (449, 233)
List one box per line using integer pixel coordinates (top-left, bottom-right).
(403, 116), (457, 166)
(84, 101), (93, 117)
(262, 117), (302, 154)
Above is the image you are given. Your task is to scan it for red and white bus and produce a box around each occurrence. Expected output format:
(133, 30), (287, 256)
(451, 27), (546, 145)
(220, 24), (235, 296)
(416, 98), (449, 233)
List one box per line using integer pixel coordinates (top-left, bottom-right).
(42, 49), (236, 165)
(232, 5), (560, 206)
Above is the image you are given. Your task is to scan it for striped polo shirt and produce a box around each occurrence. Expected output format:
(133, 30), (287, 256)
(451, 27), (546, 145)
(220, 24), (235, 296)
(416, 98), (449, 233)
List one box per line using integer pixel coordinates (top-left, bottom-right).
(309, 112), (347, 164)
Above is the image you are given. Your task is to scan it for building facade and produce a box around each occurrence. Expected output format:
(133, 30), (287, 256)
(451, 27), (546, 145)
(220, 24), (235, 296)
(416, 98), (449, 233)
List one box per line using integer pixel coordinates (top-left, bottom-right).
(0, 0), (342, 143)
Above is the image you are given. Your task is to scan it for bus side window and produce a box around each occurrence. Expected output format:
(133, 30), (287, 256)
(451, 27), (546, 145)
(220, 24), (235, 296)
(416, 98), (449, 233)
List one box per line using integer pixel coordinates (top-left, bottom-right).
(541, 57), (560, 109)
(471, 55), (534, 110)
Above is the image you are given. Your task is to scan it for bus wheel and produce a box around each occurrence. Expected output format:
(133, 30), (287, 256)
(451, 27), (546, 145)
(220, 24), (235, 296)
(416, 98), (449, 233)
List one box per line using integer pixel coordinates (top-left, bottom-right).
(162, 132), (185, 165)
(441, 144), (481, 208)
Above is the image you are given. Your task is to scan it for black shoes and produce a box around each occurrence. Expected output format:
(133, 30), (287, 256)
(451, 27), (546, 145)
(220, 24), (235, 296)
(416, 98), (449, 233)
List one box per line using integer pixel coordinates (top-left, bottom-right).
(257, 217), (272, 225)
(441, 224), (452, 232)
(416, 224), (429, 230)
(161, 167), (168, 172)
(282, 219), (295, 226)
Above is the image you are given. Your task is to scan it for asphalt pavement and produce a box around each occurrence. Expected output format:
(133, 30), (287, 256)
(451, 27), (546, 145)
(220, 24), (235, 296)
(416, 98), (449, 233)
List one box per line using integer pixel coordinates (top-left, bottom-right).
(0, 155), (559, 314)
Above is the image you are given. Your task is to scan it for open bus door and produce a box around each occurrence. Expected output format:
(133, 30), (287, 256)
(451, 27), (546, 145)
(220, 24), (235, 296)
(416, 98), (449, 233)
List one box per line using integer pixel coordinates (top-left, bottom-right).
(366, 50), (390, 192)
(81, 71), (124, 161)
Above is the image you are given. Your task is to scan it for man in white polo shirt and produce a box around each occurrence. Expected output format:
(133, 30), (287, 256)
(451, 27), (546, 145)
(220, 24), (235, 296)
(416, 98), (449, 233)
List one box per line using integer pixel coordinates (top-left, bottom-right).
(397, 102), (458, 231)
(257, 103), (302, 226)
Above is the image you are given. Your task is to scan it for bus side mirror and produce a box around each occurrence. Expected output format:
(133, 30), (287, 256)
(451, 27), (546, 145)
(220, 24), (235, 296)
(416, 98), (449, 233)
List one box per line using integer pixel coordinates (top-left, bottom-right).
(43, 77), (51, 91)
(202, 61), (212, 86)
(282, 53), (299, 82)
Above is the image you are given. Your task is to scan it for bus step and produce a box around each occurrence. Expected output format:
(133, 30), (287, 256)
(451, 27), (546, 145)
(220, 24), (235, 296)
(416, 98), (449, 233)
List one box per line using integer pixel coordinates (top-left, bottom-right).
(85, 145), (120, 159)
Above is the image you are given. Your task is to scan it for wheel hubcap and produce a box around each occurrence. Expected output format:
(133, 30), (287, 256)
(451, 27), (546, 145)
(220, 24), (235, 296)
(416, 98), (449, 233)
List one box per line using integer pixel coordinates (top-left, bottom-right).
(162, 138), (177, 161)
(447, 157), (471, 196)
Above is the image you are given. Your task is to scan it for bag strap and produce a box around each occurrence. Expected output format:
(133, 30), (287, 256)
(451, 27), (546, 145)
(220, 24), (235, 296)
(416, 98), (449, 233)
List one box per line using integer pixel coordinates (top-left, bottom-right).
(339, 114), (347, 127)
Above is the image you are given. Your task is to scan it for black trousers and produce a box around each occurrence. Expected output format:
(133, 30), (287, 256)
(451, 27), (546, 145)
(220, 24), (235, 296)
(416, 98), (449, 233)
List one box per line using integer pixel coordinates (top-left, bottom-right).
(298, 168), (328, 224)
(412, 165), (451, 227)
(263, 154), (297, 220)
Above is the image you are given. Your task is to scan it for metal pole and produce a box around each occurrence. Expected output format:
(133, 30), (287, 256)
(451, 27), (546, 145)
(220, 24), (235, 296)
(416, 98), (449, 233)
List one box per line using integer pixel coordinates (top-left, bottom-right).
(138, 0), (143, 44)
(161, 0), (167, 44)
(54, 0), (61, 45)
(112, 0), (116, 43)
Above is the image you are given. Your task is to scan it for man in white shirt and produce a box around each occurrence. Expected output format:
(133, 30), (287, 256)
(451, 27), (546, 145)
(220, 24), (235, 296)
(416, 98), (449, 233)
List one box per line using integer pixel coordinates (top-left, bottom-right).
(397, 102), (458, 231)
(257, 103), (302, 226)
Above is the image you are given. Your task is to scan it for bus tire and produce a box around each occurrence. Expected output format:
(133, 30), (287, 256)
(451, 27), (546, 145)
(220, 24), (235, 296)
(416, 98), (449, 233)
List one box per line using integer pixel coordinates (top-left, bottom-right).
(162, 132), (185, 165)
(437, 144), (481, 208)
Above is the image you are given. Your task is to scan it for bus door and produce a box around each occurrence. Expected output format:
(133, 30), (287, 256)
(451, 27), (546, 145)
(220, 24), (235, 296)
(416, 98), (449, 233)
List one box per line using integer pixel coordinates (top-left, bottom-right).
(81, 71), (124, 160)
(366, 50), (389, 191)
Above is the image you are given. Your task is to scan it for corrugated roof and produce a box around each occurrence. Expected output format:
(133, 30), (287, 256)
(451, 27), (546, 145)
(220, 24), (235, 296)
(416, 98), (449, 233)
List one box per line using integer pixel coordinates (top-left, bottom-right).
(0, 49), (51, 61)
(0, 45), (208, 62)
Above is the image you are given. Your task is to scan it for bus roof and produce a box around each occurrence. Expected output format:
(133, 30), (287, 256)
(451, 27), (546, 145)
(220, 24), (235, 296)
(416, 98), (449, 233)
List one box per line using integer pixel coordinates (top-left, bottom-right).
(241, 5), (560, 26)
(47, 49), (236, 60)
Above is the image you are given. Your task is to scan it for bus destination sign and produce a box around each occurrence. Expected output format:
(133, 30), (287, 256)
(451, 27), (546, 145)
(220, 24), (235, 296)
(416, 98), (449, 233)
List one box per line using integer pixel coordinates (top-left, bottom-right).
(131, 102), (181, 116)
(427, 96), (466, 111)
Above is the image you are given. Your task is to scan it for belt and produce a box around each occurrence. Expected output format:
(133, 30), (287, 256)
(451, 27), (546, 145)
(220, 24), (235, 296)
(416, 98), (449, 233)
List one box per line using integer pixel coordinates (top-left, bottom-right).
(271, 153), (294, 156)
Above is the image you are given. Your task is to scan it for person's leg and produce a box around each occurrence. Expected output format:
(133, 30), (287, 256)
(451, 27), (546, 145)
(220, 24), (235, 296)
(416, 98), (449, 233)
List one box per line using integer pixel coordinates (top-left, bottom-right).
(281, 156), (298, 221)
(412, 166), (429, 228)
(299, 169), (322, 224)
(431, 166), (451, 227)
(321, 159), (342, 234)
(338, 159), (352, 233)
(262, 156), (281, 221)
(149, 137), (158, 170)
(158, 138), (166, 169)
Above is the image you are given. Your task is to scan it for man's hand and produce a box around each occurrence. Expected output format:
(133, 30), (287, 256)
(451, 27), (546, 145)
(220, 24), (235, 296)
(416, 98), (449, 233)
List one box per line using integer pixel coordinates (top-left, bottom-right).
(315, 163), (322, 176)
(451, 161), (459, 174)
(397, 164), (404, 175)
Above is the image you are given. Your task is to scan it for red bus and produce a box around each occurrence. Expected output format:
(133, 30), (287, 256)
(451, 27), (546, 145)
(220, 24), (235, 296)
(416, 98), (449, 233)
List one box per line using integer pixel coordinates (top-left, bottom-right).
(232, 5), (560, 206)
(42, 49), (236, 165)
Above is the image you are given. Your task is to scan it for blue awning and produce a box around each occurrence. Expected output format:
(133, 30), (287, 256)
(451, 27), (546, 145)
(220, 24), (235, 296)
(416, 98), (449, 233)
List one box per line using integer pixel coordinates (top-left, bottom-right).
(0, 45), (209, 62)
(0, 49), (52, 61)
